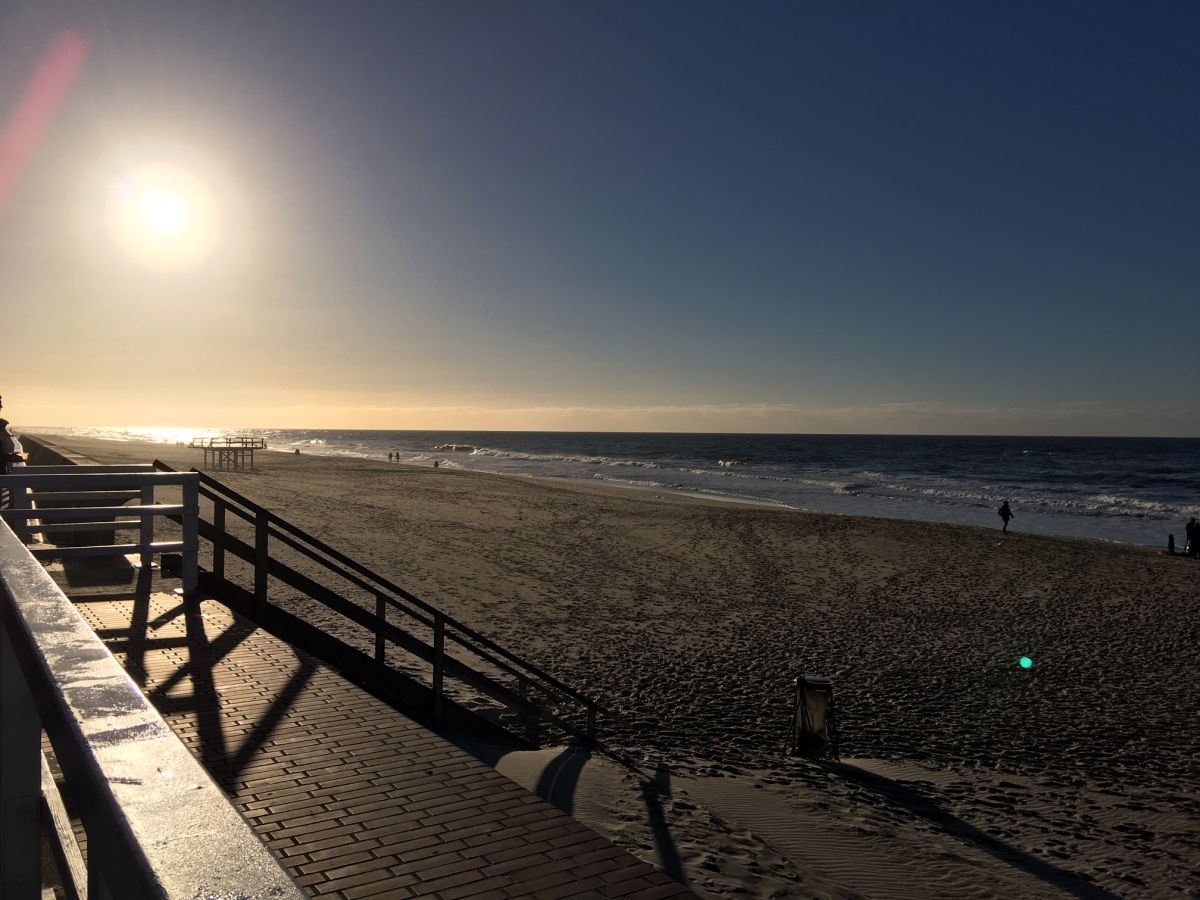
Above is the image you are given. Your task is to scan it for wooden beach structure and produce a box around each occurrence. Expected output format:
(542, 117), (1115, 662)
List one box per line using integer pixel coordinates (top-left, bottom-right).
(0, 437), (691, 899)
(189, 435), (267, 471)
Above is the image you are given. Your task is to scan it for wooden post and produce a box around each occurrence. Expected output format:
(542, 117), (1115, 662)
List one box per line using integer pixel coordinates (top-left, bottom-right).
(374, 595), (386, 663)
(212, 499), (226, 579)
(9, 479), (31, 543)
(181, 478), (199, 594)
(0, 621), (41, 899)
(432, 613), (445, 721)
(518, 678), (534, 741)
(254, 509), (268, 620)
(88, 848), (113, 900)
(140, 484), (154, 571)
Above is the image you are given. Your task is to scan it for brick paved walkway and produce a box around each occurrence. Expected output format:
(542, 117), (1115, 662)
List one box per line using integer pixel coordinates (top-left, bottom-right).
(57, 569), (692, 899)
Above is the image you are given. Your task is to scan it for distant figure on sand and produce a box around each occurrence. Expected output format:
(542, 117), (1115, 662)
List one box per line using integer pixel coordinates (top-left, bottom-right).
(433, 459), (439, 469)
(388, 452), (393, 462)
(998, 501), (1014, 534)
(1186, 517), (1198, 557)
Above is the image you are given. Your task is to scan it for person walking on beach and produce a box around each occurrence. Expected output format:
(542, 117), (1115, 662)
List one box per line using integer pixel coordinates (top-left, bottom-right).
(1186, 517), (1198, 557)
(998, 500), (1014, 534)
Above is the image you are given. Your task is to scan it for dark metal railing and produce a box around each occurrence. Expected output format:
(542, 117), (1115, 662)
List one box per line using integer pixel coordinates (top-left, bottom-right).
(153, 460), (603, 744)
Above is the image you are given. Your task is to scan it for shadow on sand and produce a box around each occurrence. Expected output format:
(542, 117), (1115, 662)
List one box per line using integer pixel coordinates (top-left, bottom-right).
(831, 761), (1120, 900)
(462, 741), (689, 889)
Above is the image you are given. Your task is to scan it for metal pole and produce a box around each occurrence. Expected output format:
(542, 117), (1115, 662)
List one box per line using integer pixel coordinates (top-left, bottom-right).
(254, 509), (268, 619)
(11, 476), (31, 543)
(88, 847), (113, 900)
(432, 614), (445, 721)
(0, 619), (41, 899)
(181, 478), (199, 594)
(140, 483), (154, 571)
(374, 595), (386, 663)
(212, 499), (226, 579)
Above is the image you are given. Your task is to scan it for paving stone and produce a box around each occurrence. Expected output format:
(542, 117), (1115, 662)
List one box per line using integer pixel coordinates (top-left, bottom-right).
(62, 581), (695, 900)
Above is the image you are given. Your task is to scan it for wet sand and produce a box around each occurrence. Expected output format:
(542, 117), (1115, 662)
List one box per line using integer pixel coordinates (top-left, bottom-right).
(23, 432), (1200, 897)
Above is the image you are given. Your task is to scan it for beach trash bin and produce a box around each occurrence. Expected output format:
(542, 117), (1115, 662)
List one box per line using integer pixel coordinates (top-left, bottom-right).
(789, 674), (838, 759)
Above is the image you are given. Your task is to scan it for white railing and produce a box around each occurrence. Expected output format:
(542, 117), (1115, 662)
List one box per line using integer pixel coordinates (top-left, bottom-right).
(0, 516), (303, 899)
(0, 466), (199, 594)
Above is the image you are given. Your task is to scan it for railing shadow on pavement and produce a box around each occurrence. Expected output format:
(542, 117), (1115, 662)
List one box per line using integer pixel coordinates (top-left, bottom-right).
(0, 517), (303, 900)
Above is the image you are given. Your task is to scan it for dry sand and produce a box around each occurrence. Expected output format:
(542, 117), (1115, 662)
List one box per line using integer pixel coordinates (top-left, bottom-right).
(23, 433), (1200, 897)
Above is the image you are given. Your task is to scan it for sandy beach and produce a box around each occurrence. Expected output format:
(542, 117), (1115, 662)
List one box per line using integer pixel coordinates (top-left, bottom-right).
(22, 433), (1200, 897)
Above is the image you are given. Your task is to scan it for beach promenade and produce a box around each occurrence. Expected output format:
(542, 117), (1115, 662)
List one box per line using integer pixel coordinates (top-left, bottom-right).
(47, 559), (692, 899)
(20, 433), (1200, 897)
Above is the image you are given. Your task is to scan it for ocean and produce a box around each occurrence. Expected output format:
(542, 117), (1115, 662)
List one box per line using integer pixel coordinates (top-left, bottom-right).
(30, 427), (1200, 548)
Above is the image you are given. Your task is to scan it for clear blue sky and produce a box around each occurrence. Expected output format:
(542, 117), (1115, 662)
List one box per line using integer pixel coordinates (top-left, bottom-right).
(2, 1), (1197, 434)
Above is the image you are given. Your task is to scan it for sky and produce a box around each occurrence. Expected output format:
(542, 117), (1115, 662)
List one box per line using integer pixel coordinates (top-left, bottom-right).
(1, 1), (1197, 435)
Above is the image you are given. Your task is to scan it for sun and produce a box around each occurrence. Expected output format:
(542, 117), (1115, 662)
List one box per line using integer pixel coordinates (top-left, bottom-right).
(108, 163), (219, 270)
(138, 189), (189, 234)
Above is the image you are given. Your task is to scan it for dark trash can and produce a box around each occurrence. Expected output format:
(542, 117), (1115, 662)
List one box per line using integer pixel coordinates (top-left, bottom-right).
(788, 674), (838, 759)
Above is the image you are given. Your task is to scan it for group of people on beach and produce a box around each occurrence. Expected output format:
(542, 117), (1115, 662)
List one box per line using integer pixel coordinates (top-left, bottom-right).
(386, 452), (439, 468)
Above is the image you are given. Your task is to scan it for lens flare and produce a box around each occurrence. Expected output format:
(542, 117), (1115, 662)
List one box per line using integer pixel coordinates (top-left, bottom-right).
(0, 32), (88, 215)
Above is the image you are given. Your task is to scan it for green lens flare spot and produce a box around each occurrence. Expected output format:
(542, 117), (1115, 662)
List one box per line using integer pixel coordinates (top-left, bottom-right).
(1019, 656), (1033, 669)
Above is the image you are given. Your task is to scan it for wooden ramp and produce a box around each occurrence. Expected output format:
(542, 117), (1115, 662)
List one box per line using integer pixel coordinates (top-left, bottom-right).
(51, 562), (691, 899)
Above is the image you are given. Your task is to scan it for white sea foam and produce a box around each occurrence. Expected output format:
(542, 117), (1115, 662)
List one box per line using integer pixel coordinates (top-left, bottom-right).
(25, 425), (1196, 547)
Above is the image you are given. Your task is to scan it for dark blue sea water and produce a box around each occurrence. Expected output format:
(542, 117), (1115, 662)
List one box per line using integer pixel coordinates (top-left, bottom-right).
(44, 427), (1200, 547)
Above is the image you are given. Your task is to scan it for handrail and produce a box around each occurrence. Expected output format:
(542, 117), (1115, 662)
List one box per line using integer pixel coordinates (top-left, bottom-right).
(153, 459), (603, 742)
(0, 517), (302, 900)
(167, 462), (598, 708)
(0, 467), (200, 593)
(189, 436), (267, 449)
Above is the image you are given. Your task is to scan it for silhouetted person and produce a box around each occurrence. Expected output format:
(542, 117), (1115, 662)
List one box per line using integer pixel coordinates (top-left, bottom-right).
(1168, 534), (1176, 555)
(1186, 518), (1198, 557)
(1, 396), (22, 474)
(388, 452), (393, 462)
(998, 501), (1014, 534)
(432, 459), (439, 469)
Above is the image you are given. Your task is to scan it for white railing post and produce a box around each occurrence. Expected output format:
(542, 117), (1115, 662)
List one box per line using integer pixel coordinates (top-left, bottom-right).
(182, 477), (199, 594)
(0, 619), (41, 899)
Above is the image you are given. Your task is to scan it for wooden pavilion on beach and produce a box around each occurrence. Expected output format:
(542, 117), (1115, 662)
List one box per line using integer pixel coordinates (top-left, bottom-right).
(189, 436), (266, 471)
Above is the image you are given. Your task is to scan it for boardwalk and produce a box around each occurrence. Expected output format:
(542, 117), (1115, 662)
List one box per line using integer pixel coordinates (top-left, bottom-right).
(50, 560), (692, 899)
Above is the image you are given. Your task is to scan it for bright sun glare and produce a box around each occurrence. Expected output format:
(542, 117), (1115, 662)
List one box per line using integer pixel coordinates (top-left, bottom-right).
(108, 163), (218, 270)
(138, 189), (189, 234)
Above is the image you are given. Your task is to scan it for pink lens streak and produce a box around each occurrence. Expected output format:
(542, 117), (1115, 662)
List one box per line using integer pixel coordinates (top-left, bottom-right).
(0, 31), (88, 214)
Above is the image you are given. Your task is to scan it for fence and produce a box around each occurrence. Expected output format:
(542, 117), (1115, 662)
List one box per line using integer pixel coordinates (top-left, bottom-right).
(188, 436), (268, 449)
(153, 460), (604, 744)
(0, 466), (199, 593)
(0, 516), (302, 899)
